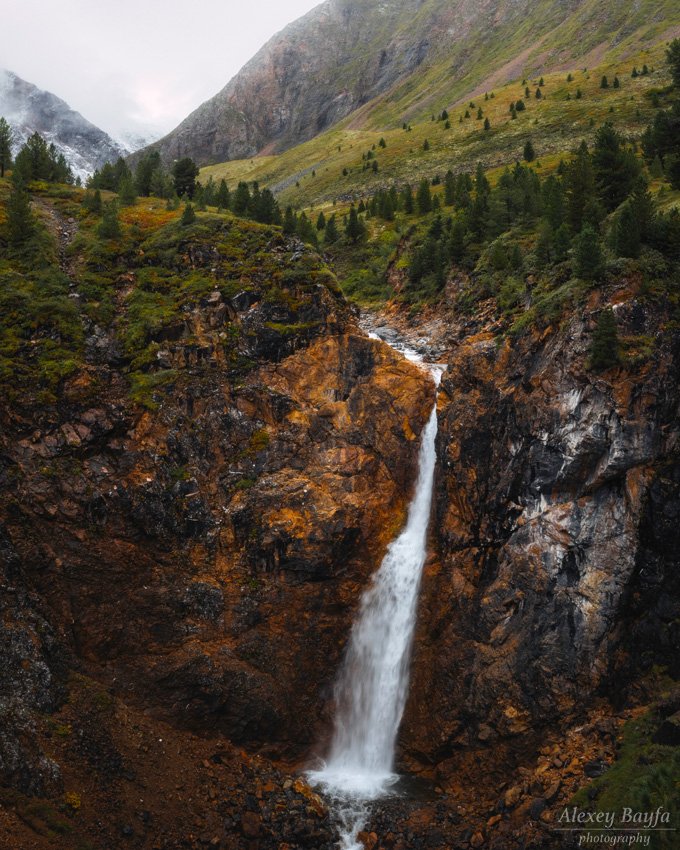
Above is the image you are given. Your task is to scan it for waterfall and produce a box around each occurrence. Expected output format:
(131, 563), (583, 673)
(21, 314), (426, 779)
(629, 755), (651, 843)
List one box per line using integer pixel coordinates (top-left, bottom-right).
(308, 344), (442, 849)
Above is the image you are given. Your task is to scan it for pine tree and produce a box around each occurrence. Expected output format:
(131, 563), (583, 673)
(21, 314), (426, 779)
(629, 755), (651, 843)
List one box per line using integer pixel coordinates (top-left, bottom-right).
(592, 122), (641, 210)
(345, 205), (366, 243)
(6, 180), (34, 245)
(515, 99), (526, 112)
(180, 203), (196, 226)
(535, 220), (553, 268)
(476, 107), (483, 120)
(484, 118), (491, 131)
(444, 170), (456, 205)
(423, 139), (430, 151)
(590, 308), (619, 370)
(631, 67), (639, 78)
(0, 117), (13, 178)
(316, 211), (326, 230)
(232, 181), (251, 215)
(553, 223), (571, 263)
(403, 184), (414, 214)
(539, 77), (545, 86)
(613, 76), (620, 89)
(448, 218), (466, 261)
(416, 178), (432, 214)
(525, 86), (531, 98)
(172, 157), (199, 198)
(567, 73), (574, 82)
(325, 214), (339, 244)
(216, 179), (230, 211)
(283, 206), (297, 236)
(118, 174), (137, 206)
(135, 151), (161, 196)
(566, 141), (596, 232)
(573, 224), (603, 280)
(613, 200), (641, 258)
(523, 140), (536, 162)
(379, 137), (387, 148)
(535, 88), (542, 99)
(98, 201), (121, 239)
(600, 75), (609, 89)
(576, 88), (583, 99)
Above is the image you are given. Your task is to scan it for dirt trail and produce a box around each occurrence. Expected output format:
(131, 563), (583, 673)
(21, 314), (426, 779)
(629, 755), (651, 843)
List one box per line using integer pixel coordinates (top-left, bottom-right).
(33, 198), (80, 280)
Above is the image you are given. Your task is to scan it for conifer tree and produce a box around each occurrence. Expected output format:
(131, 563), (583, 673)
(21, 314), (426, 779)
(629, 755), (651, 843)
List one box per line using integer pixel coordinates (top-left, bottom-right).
(232, 181), (251, 215)
(423, 139), (430, 151)
(403, 184), (414, 214)
(216, 179), (230, 211)
(484, 118), (491, 131)
(325, 214), (339, 244)
(98, 201), (121, 239)
(172, 157), (199, 198)
(600, 75), (609, 88)
(613, 76), (620, 89)
(180, 202), (196, 226)
(553, 223), (571, 263)
(613, 200), (641, 258)
(592, 122), (641, 210)
(535, 88), (542, 99)
(345, 205), (366, 243)
(118, 174), (137, 206)
(416, 178), (432, 214)
(476, 107), (483, 119)
(590, 308), (619, 370)
(573, 224), (603, 280)
(316, 211), (326, 230)
(6, 180), (34, 245)
(283, 206), (297, 235)
(0, 117), (13, 178)
(523, 140), (535, 162)
(444, 170), (456, 206)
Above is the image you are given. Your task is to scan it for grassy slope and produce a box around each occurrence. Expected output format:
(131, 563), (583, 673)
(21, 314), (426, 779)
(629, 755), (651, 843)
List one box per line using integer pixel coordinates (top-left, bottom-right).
(201, 41), (677, 213)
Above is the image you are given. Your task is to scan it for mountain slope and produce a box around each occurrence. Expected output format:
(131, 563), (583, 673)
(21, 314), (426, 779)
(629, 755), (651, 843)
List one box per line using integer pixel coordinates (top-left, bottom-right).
(0, 69), (126, 181)
(142, 0), (679, 168)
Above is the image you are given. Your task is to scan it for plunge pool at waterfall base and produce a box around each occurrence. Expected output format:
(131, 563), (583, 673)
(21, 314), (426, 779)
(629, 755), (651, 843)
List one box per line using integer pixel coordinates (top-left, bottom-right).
(306, 767), (438, 850)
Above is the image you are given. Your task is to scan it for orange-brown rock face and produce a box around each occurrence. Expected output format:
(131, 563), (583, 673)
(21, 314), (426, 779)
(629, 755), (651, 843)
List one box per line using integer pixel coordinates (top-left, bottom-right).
(402, 295), (680, 783)
(0, 324), (432, 785)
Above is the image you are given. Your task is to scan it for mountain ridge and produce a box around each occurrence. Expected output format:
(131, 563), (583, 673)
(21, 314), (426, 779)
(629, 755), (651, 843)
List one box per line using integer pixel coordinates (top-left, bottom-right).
(138, 0), (679, 169)
(0, 69), (130, 180)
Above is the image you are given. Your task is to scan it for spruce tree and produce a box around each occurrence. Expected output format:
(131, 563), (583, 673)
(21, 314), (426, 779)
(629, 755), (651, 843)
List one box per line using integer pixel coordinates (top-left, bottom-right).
(283, 206), (297, 236)
(325, 214), (339, 244)
(98, 201), (121, 239)
(592, 122), (641, 210)
(232, 181), (251, 215)
(613, 76), (620, 89)
(172, 157), (199, 198)
(613, 200), (641, 258)
(601, 75), (609, 88)
(416, 178), (432, 214)
(118, 174), (137, 206)
(316, 211), (326, 230)
(345, 205), (366, 243)
(403, 184), (414, 214)
(573, 224), (603, 280)
(180, 203), (196, 226)
(523, 140), (536, 162)
(216, 179), (230, 211)
(444, 170), (456, 205)
(590, 308), (619, 370)
(484, 118), (491, 131)
(6, 180), (34, 245)
(0, 117), (13, 178)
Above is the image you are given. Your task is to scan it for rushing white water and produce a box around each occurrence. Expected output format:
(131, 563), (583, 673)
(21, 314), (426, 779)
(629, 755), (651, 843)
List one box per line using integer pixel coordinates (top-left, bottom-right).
(308, 338), (442, 849)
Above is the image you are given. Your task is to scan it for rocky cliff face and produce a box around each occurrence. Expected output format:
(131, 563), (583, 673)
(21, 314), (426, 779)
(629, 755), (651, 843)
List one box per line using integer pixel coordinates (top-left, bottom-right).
(392, 279), (680, 844)
(0, 69), (127, 181)
(0, 190), (435, 847)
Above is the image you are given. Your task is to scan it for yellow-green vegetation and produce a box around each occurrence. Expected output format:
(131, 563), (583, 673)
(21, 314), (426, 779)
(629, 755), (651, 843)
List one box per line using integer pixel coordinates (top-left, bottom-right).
(200, 42), (674, 211)
(571, 705), (680, 850)
(0, 169), (340, 411)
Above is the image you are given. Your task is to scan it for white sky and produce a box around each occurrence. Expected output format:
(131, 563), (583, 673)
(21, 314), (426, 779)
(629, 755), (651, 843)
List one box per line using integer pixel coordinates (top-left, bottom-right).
(0, 0), (322, 140)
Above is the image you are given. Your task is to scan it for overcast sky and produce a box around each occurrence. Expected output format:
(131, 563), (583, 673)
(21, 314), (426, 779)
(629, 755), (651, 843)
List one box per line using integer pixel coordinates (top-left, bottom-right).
(1, 0), (322, 141)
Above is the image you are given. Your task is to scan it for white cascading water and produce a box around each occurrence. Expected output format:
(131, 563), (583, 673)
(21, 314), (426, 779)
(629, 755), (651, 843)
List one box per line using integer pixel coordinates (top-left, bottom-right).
(308, 339), (442, 849)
